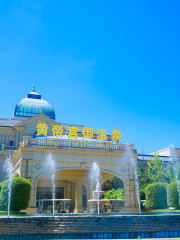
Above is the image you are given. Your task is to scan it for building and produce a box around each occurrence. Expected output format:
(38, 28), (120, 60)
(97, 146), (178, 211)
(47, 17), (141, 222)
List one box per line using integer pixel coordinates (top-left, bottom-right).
(0, 86), (148, 213)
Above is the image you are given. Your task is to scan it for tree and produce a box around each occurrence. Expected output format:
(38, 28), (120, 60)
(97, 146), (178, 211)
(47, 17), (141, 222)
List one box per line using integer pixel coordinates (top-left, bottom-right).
(138, 152), (175, 200)
(104, 188), (124, 200)
(101, 176), (123, 191)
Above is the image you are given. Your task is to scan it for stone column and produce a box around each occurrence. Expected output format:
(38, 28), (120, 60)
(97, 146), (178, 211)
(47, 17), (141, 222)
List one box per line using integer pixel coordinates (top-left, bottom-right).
(15, 131), (19, 146)
(54, 139), (59, 148)
(23, 136), (30, 146)
(70, 182), (75, 212)
(87, 187), (91, 212)
(28, 177), (37, 208)
(64, 183), (67, 199)
(129, 165), (136, 208)
(19, 131), (23, 143)
(104, 142), (110, 150)
(123, 182), (130, 208)
(1, 144), (5, 150)
(5, 135), (9, 146)
(21, 160), (28, 179)
(2, 135), (5, 144)
(123, 164), (139, 212)
(25, 162), (36, 208)
(67, 182), (71, 199)
(74, 183), (83, 213)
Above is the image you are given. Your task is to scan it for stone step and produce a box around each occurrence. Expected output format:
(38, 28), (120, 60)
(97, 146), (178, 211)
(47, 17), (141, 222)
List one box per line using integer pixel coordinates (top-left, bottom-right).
(1, 215), (180, 236)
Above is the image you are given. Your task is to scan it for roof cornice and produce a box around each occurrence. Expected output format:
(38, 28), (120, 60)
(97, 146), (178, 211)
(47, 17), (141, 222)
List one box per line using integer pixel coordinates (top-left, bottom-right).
(14, 113), (59, 127)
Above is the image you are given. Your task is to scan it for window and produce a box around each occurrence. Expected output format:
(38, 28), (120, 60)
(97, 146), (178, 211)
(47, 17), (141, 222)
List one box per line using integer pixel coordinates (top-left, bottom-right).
(10, 141), (13, 148)
(83, 195), (87, 209)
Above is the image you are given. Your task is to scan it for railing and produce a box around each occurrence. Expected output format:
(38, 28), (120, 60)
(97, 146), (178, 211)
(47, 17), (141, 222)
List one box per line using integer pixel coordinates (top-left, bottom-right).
(1, 139), (133, 152)
(1, 145), (19, 150)
(59, 140), (105, 149)
(110, 143), (125, 151)
(28, 138), (129, 151)
(29, 139), (54, 146)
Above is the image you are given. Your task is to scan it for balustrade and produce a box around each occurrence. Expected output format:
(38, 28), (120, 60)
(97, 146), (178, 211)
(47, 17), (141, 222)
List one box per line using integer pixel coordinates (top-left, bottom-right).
(59, 140), (105, 149)
(29, 139), (54, 146)
(1, 145), (19, 150)
(1, 139), (128, 151)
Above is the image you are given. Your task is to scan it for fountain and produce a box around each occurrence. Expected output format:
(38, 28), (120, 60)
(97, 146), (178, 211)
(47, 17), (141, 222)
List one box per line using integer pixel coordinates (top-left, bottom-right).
(88, 161), (101, 192)
(42, 151), (56, 216)
(2, 153), (14, 217)
(88, 162), (110, 214)
(88, 187), (110, 214)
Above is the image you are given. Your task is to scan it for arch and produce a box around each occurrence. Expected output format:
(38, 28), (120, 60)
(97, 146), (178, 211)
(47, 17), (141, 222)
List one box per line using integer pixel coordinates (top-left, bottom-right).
(30, 166), (132, 212)
(97, 168), (126, 185)
(35, 166), (126, 185)
(35, 168), (91, 189)
(34, 167), (127, 203)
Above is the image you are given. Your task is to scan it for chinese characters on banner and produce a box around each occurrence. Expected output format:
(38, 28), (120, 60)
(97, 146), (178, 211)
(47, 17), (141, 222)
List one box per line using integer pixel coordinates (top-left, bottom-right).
(36, 120), (121, 141)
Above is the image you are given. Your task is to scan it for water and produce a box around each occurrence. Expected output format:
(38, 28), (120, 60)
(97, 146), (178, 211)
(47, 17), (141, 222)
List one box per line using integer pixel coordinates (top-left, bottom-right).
(42, 151), (56, 216)
(88, 161), (101, 214)
(123, 146), (141, 213)
(170, 145), (180, 205)
(96, 182), (101, 191)
(2, 153), (14, 217)
(88, 161), (101, 198)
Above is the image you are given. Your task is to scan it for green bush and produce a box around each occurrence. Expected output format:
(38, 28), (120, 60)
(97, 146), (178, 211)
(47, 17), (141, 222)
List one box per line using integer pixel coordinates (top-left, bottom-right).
(0, 182), (3, 192)
(0, 177), (31, 212)
(167, 182), (180, 208)
(104, 188), (124, 200)
(145, 182), (167, 209)
(0, 211), (26, 215)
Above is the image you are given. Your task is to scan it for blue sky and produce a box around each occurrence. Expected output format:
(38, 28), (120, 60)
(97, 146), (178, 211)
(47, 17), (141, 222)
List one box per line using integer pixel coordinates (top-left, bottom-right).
(0, 1), (180, 154)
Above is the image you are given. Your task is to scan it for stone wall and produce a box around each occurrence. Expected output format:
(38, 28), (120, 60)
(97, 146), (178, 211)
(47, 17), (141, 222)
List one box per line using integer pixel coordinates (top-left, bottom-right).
(0, 215), (180, 239)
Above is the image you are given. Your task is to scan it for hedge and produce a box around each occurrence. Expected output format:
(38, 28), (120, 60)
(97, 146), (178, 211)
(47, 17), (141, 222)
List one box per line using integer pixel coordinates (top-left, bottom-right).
(0, 177), (31, 212)
(0, 211), (26, 215)
(167, 182), (180, 208)
(145, 182), (167, 209)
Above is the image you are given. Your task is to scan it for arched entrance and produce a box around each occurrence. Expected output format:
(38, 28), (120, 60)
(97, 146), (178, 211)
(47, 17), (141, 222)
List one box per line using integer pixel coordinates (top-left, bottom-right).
(101, 176), (124, 213)
(36, 169), (89, 213)
(35, 168), (124, 213)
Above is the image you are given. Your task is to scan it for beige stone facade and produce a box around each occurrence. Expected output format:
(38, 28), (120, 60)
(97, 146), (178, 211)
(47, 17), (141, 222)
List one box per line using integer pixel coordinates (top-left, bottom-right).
(11, 126), (140, 213)
(1, 113), (140, 213)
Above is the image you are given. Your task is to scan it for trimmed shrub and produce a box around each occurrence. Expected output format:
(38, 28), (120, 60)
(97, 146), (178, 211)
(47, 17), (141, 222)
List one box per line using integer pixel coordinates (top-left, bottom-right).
(145, 182), (167, 209)
(167, 182), (180, 208)
(0, 211), (26, 215)
(0, 177), (31, 212)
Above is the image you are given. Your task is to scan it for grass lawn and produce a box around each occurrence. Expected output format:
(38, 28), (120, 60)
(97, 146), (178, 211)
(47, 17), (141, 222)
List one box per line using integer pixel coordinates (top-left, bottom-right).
(142, 209), (180, 212)
(0, 211), (26, 215)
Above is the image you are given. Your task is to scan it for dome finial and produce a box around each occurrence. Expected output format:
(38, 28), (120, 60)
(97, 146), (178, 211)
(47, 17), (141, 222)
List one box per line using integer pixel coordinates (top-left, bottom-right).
(32, 83), (35, 92)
